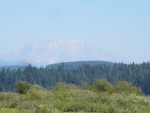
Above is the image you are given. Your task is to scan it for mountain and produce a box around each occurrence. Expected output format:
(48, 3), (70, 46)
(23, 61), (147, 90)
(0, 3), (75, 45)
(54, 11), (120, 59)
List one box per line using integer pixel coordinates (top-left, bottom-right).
(46, 61), (114, 69)
(0, 60), (26, 66)
(0, 60), (28, 70)
(0, 65), (27, 70)
(1, 40), (123, 66)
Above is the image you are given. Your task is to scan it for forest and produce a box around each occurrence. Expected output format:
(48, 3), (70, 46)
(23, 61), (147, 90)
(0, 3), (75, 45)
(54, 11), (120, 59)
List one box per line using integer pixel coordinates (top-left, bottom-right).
(0, 62), (150, 95)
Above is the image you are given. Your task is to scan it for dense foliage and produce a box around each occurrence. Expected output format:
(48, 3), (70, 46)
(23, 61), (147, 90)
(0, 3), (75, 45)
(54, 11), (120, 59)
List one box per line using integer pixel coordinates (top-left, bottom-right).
(15, 81), (31, 94)
(0, 62), (150, 95)
(0, 81), (149, 113)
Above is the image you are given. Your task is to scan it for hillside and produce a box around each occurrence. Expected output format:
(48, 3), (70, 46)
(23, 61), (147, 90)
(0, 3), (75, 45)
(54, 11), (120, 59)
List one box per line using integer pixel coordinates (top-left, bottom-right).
(46, 61), (114, 69)
(0, 65), (27, 70)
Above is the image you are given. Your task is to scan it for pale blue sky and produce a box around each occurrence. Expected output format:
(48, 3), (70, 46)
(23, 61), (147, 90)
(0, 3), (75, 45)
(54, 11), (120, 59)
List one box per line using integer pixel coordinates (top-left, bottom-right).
(0, 0), (150, 63)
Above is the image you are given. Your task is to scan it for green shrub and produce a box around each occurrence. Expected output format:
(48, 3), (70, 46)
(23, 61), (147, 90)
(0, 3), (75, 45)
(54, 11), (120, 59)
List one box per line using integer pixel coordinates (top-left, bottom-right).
(53, 82), (78, 91)
(94, 79), (114, 93)
(34, 104), (60, 113)
(115, 81), (142, 95)
(27, 85), (49, 100)
(62, 101), (88, 112)
(0, 93), (17, 101)
(15, 81), (31, 94)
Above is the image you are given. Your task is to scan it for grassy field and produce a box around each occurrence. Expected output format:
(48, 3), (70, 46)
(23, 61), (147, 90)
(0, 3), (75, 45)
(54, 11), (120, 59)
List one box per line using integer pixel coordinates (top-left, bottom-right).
(0, 82), (150, 113)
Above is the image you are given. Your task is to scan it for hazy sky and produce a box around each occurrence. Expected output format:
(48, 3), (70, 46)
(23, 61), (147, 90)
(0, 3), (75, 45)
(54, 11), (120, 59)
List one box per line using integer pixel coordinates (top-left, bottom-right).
(0, 0), (150, 63)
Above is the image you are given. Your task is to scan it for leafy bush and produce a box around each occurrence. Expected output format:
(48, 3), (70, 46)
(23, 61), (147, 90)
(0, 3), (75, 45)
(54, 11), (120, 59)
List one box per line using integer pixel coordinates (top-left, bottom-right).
(15, 81), (31, 94)
(0, 93), (17, 101)
(94, 79), (114, 93)
(53, 82), (78, 91)
(115, 81), (142, 95)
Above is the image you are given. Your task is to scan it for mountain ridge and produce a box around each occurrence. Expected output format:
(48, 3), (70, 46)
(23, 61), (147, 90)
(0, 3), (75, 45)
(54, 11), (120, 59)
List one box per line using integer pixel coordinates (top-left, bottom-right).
(46, 60), (114, 69)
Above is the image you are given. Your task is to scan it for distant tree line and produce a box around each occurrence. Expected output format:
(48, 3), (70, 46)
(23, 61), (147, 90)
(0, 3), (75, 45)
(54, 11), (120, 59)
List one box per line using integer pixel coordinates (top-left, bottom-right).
(0, 62), (150, 94)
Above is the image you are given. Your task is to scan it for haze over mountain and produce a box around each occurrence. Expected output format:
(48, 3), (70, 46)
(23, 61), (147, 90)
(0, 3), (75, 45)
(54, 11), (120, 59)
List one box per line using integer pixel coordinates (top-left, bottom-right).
(0, 60), (27, 67)
(0, 40), (124, 66)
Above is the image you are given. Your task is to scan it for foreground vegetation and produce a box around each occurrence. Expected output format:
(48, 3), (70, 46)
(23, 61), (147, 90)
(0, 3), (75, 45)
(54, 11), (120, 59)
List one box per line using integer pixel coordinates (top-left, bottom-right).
(0, 80), (150, 113)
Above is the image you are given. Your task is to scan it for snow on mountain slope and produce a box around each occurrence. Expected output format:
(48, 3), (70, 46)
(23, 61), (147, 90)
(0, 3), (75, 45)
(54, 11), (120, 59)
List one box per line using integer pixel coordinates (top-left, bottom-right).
(2, 40), (123, 66)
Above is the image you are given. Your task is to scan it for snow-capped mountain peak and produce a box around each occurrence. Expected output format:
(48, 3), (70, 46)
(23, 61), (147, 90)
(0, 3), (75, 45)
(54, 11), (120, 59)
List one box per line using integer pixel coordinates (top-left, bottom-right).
(1, 39), (122, 66)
